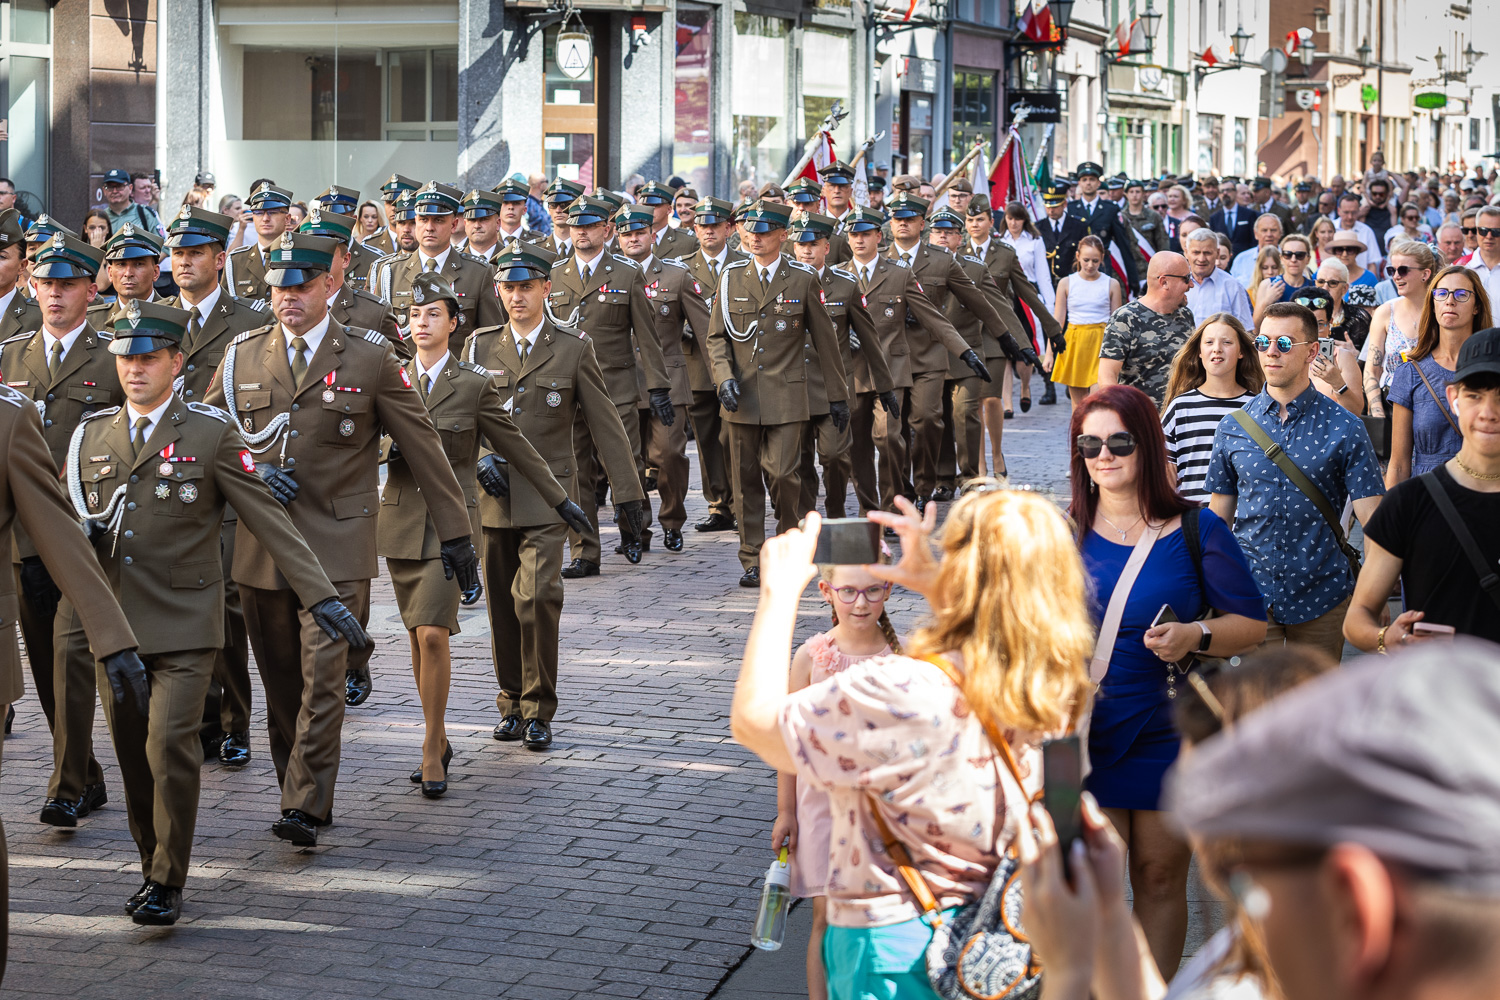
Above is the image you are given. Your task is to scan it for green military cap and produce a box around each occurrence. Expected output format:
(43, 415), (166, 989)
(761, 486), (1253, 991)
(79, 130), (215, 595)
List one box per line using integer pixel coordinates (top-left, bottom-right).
(316, 185), (360, 213)
(545, 176), (586, 205)
(966, 193), (994, 217)
(265, 231), (336, 287)
(612, 205), (654, 233)
(391, 189), (418, 221)
(844, 207), (887, 233)
(298, 203), (356, 244)
(102, 222), (164, 262)
(1105, 176), (1125, 191)
(635, 181), (675, 206)
(32, 232), (105, 279)
(166, 204), (234, 248)
(740, 199), (792, 233)
(463, 189), (505, 218)
(868, 174), (887, 192)
(692, 196), (735, 225)
(819, 160), (857, 185)
(25, 213), (76, 247)
(414, 181), (464, 216)
(409, 270), (460, 311)
(490, 177), (529, 203)
(491, 238), (553, 283)
(0, 207), (26, 248)
(594, 189), (626, 213)
(109, 298), (190, 356)
(380, 173), (421, 201)
(567, 196), (614, 227)
(785, 178), (823, 205)
(927, 209), (965, 230)
(1076, 161), (1104, 178)
(247, 182), (294, 211)
(787, 209), (837, 242)
(888, 192), (930, 219)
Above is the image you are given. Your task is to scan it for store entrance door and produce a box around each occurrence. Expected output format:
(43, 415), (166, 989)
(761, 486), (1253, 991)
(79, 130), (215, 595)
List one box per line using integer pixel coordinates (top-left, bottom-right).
(543, 17), (608, 191)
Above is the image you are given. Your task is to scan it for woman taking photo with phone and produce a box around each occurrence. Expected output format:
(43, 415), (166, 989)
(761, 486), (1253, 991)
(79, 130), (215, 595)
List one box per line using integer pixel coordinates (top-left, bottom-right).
(1363, 240), (1437, 416)
(1071, 385), (1265, 980)
(1050, 236), (1123, 410)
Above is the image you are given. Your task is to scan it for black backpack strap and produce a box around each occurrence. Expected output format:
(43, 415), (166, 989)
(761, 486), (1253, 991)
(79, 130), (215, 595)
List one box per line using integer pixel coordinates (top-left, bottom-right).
(1182, 506), (1207, 616)
(1420, 472), (1500, 611)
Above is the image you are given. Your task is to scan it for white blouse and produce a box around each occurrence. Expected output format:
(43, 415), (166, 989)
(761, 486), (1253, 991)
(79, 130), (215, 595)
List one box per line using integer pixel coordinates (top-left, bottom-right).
(1001, 229), (1056, 310)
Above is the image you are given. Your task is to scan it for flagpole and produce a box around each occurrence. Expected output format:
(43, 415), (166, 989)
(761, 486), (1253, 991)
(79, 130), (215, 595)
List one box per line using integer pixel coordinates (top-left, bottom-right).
(933, 131), (1002, 198)
(1030, 124), (1053, 177)
(781, 101), (849, 189)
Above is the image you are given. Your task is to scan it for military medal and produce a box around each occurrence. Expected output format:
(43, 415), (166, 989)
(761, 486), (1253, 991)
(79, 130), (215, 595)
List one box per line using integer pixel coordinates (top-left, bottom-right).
(774, 319), (787, 331)
(884, 306), (895, 318)
(323, 389), (335, 402)
(660, 304), (670, 315)
(155, 481), (171, 500)
(546, 391), (562, 407)
(339, 418), (355, 436)
(158, 443), (174, 478)
(178, 483), (198, 503)
(598, 293), (607, 303)
(88, 491), (99, 508)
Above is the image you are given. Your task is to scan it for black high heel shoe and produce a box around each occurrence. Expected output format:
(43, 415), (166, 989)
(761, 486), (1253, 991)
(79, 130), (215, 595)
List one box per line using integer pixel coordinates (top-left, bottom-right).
(410, 741), (453, 784)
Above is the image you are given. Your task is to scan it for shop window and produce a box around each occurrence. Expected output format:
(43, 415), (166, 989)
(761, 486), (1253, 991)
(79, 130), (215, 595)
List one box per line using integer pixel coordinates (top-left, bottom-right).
(951, 70), (995, 160)
(803, 29), (851, 152)
(1233, 117), (1248, 176)
(242, 47), (457, 142)
(1196, 113), (1221, 174)
(674, 7), (714, 193)
(732, 13), (789, 190)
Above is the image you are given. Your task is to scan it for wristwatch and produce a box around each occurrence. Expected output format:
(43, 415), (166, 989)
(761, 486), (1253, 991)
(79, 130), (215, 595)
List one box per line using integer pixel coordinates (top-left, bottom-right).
(1196, 620), (1213, 652)
(1335, 383), (1350, 395)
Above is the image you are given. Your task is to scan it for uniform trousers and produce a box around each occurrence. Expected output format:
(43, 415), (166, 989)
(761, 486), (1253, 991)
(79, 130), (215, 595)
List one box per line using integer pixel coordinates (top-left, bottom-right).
(39, 596), (104, 801)
(240, 579), (370, 823)
(728, 422), (804, 571)
(570, 397), (651, 564)
(98, 647), (216, 889)
(639, 404), (689, 533)
(212, 520), (253, 734)
(939, 376), (983, 485)
(482, 522), (566, 722)
(798, 413), (853, 519)
(850, 390), (909, 515)
(0, 713), (9, 981)
(905, 369), (949, 500)
(688, 390), (734, 516)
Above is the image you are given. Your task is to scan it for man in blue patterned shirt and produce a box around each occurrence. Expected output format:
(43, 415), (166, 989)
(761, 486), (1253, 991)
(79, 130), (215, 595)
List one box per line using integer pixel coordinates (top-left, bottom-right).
(1206, 301), (1385, 661)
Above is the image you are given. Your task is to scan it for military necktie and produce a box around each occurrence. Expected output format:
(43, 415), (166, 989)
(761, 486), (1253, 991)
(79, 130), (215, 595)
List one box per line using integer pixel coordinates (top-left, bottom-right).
(419, 372), (432, 397)
(291, 336), (309, 388)
(131, 415), (151, 460)
(186, 307), (202, 349)
(759, 266), (770, 290)
(424, 257), (437, 273)
(901, 251), (914, 268)
(858, 266), (871, 293)
(47, 339), (64, 379)
(517, 337), (530, 365)
(709, 259), (719, 282)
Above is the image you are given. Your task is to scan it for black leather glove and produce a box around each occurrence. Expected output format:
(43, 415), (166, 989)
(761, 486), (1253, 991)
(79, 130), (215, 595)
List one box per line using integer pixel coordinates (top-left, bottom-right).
(18, 556), (60, 619)
(829, 400), (850, 433)
(386, 440), (401, 462)
(615, 498), (648, 541)
(849, 331), (862, 352)
(255, 463), (298, 505)
(440, 536), (483, 605)
(878, 390), (901, 416)
(83, 519), (109, 545)
(101, 649), (150, 717)
(309, 597), (372, 649)
(960, 349), (992, 383)
(476, 454), (510, 498)
(555, 498), (590, 534)
(717, 379), (740, 412)
(648, 387), (675, 426)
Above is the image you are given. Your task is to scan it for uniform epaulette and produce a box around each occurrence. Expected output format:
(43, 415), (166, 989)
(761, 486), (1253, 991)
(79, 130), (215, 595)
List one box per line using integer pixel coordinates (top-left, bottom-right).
(81, 405), (120, 422)
(227, 328), (262, 348)
(658, 256), (688, 270)
(829, 266), (857, 280)
(962, 254), (983, 265)
(186, 401), (229, 422)
(550, 258), (570, 269)
(786, 259), (817, 274)
(0, 383), (25, 407)
(722, 258), (752, 271)
(927, 244), (954, 257)
(458, 250), (489, 266)
(457, 360), (490, 377)
(360, 329), (391, 348)
(1, 330), (33, 347)
(233, 294), (269, 313)
(611, 254), (639, 269)
(228, 245), (254, 257)
(353, 287), (385, 305)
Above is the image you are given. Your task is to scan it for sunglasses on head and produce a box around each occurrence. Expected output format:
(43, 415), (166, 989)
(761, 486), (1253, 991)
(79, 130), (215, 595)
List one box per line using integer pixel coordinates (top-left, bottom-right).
(1075, 432), (1137, 459)
(1385, 264), (1424, 278)
(1291, 294), (1330, 310)
(1254, 334), (1315, 353)
(1433, 287), (1475, 303)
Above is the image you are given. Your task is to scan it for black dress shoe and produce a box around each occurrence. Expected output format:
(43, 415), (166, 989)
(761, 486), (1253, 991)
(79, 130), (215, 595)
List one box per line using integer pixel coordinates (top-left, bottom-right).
(124, 880), (152, 915)
(219, 732), (251, 768)
(1003, 408), (1013, 419)
(40, 798), (79, 828)
(200, 729), (224, 762)
(560, 558), (600, 579)
(78, 782), (107, 818)
(644, 473), (658, 493)
(613, 536), (650, 556)
(931, 486), (955, 502)
(663, 528), (683, 552)
(345, 665), (372, 706)
(522, 719), (553, 750)
(1039, 383), (1058, 405)
(738, 567), (760, 588)
(493, 715), (524, 741)
(694, 512), (736, 532)
(409, 741), (453, 783)
(272, 809), (318, 846)
(131, 882), (182, 926)
(5, 703), (13, 735)
(1020, 394), (1032, 413)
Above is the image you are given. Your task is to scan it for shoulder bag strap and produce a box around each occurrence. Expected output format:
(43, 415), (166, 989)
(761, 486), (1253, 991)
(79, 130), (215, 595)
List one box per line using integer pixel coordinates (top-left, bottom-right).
(1420, 472), (1500, 611)
(1181, 506), (1205, 600)
(1412, 362), (1461, 436)
(1089, 521), (1163, 684)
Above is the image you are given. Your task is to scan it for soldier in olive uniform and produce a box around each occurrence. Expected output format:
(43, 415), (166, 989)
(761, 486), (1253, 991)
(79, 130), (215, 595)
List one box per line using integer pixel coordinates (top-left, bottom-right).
(680, 197), (742, 532)
(71, 300), (365, 924)
(0, 234), (121, 826)
(637, 181), (699, 260)
(534, 178), (585, 259)
(203, 232), (479, 847)
(361, 173), (420, 260)
(0, 209), (40, 340)
(299, 206), (404, 363)
(311, 185), (378, 293)
(545, 198), (672, 574)
(466, 243), (644, 749)
(1121, 179), (1169, 279)
(86, 224), (170, 332)
(458, 189), (505, 264)
(820, 161), (859, 235)
(706, 200), (850, 587)
(380, 272), (581, 783)
(223, 183), (294, 303)
(490, 177), (545, 249)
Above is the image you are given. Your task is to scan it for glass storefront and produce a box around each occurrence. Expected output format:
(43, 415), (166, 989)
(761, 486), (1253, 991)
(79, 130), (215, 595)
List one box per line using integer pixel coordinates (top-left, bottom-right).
(2, 0), (50, 214)
(732, 12), (788, 190)
(241, 47), (456, 143)
(673, 6), (714, 194)
(543, 23), (600, 189)
(803, 29), (851, 155)
(951, 69), (995, 160)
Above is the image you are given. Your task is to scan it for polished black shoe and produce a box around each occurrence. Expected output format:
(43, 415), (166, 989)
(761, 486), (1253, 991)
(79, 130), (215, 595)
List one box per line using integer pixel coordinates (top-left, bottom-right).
(124, 880), (152, 915)
(644, 473), (659, 493)
(345, 665), (373, 706)
(694, 512), (737, 532)
(78, 782), (107, 818)
(663, 528), (684, 552)
(931, 486), (955, 502)
(522, 719), (553, 750)
(421, 779), (447, 798)
(1020, 394), (1033, 413)
(618, 538), (644, 564)
(5, 703), (13, 735)
(131, 882), (182, 926)
(272, 809), (318, 846)
(613, 535), (650, 556)
(1003, 408), (1013, 420)
(200, 728), (224, 762)
(39, 798), (79, 828)
(219, 731), (251, 768)
(409, 741), (453, 783)
(493, 715), (524, 741)
(1039, 383), (1058, 405)
(738, 567), (760, 588)
(560, 558), (600, 579)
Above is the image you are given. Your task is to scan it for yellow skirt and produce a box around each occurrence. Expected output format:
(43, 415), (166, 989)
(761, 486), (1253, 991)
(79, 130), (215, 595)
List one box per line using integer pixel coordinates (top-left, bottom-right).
(1052, 322), (1106, 389)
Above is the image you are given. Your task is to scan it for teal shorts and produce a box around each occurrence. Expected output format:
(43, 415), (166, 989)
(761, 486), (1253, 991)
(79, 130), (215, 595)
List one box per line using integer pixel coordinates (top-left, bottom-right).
(822, 909), (959, 1000)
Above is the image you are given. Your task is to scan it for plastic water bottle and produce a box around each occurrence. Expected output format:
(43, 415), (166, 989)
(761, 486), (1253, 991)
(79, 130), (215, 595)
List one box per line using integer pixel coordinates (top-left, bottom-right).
(750, 847), (792, 951)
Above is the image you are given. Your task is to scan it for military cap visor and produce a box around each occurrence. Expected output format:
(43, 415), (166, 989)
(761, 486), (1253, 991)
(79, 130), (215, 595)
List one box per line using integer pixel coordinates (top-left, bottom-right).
(317, 185), (360, 209)
(108, 300), (190, 355)
(248, 184), (294, 210)
(613, 207), (654, 233)
(635, 182), (675, 205)
(265, 232), (335, 286)
(844, 209), (886, 233)
(1076, 162), (1104, 177)
(491, 179), (530, 203)
(739, 200), (792, 233)
(380, 174), (421, 199)
(492, 240), (553, 282)
(408, 271), (461, 310)
(25, 215), (76, 244)
(787, 210), (836, 242)
(414, 184), (464, 215)
(567, 198), (613, 227)
(463, 190), (505, 217)
(888, 195), (930, 219)
(786, 184), (823, 204)
(692, 197), (735, 224)
(545, 178), (586, 204)
(33, 234), (104, 279)
(103, 224), (164, 262)
(928, 211), (964, 229)
(166, 205), (234, 248)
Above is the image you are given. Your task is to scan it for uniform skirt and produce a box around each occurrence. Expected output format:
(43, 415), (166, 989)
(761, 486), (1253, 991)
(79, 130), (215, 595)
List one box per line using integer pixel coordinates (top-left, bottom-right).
(387, 557), (461, 634)
(1051, 321), (1106, 389)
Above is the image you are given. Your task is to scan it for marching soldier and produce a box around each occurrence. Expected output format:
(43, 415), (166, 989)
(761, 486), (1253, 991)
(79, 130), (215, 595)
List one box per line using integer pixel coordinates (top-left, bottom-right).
(298, 206), (404, 364)
(535, 178), (585, 258)
(545, 197), (671, 575)
(820, 160), (858, 232)
(637, 181), (698, 259)
(71, 300), (364, 924)
(0, 209), (41, 339)
(965, 195), (1061, 392)
(705, 200), (850, 587)
(203, 232), (479, 847)
(313, 186), (378, 293)
(1289, 179), (1320, 236)
(1039, 183), (1086, 287)
(465, 243), (644, 749)
(680, 196), (741, 533)
(0, 234), (120, 826)
(223, 182), (294, 302)
(458, 189), (505, 263)
(490, 177), (542, 249)
(1121, 178), (1169, 279)
(1067, 162), (1141, 291)
(361, 173), (420, 259)
(87, 224), (170, 330)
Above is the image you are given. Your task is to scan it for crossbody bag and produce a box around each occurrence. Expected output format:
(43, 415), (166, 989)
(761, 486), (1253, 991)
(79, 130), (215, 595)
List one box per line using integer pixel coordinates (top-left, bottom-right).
(1412, 363), (1461, 436)
(1419, 472), (1500, 611)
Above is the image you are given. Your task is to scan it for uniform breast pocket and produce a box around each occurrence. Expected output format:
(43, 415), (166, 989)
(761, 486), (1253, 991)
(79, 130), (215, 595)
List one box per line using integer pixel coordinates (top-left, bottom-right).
(322, 393), (374, 447)
(82, 462), (119, 514)
(156, 465), (208, 517)
(437, 415), (477, 460)
(67, 383), (114, 417)
(533, 376), (572, 417)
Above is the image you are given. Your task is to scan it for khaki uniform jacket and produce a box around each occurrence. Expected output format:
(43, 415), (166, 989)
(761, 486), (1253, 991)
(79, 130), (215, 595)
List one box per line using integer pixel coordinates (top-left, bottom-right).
(378, 354), (566, 559)
(682, 248), (747, 393)
(345, 242), (379, 292)
(223, 243), (273, 302)
(652, 226), (699, 260)
(361, 229), (397, 259)
(0, 385), (137, 701)
(87, 291), (176, 331)
(330, 285), (403, 356)
(203, 321), (471, 588)
(71, 399), (338, 655)
(533, 233), (571, 259)
(885, 243), (1007, 374)
(373, 249), (504, 338)
(466, 321), (645, 528)
(632, 255), (708, 408)
(0, 291), (41, 340)
(973, 239), (1063, 352)
(946, 254), (1010, 379)
(841, 257), (944, 389)
(545, 252), (670, 403)
(178, 292), (272, 403)
(705, 257), (848, 426)
(818, 265), (893, 399)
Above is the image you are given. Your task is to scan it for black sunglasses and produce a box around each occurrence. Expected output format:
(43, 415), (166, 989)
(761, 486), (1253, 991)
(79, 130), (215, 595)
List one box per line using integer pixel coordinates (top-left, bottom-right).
(1478, 227), (1500, 238)
(1385, 264), (1425, 278)
(1462, 227), (1478, 235)
(1076, 432), (1137, 459)
(1281, 250), (1309, 261)
(1331, 246), (1360, 254)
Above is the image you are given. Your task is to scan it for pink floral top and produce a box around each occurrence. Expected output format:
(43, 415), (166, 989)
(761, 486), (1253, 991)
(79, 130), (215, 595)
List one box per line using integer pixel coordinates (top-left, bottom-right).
(779, 653), (1046, 928)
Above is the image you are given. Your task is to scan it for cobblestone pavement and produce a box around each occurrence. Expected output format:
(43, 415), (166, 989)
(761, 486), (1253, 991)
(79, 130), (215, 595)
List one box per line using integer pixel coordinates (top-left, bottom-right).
(2, 384), (1081, 999)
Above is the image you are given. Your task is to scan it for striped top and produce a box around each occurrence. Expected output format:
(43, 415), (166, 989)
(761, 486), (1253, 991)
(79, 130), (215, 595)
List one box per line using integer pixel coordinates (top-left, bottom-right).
(1161, 388), (1255, 501)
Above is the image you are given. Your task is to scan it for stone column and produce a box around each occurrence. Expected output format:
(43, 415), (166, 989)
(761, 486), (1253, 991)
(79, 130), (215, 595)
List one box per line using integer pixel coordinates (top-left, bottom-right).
(611, 12), (671, 185)
(156, 0), (210, 208)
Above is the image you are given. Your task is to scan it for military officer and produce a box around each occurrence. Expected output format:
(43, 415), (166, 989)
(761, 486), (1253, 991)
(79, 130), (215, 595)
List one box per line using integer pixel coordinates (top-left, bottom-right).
(222, 182), (294, 302)
(535, 177), (585, 258)
(203, 232), (479, 847)
(1068, 162), (1141, 291)
(636, 181), (698, 260)
(0, 234), (121, 826)
(1121, 178), (1169, 280)
(71, 300), (364, 925)
(164, 205), (270, 765)
(545, 197), (672, 575)
(361, 173), (420, 259)
(312, 186), (378, 292)
(612, 205), (708, 552)
(1289, 179), (1320, 236)
(458, 189), (505, 263)
(299, 206), (404, 362)
(1039, 183), (1086, 287)
(975, 194), (1063, 416)
(680, 196), (742, 533)
(820, 160), (858, 232)
(490, 177), (543, 249)
(87, 224), (169, 330)
(706, 200), (850, 587)
(0, 209), (40, 340)
(380, 271), (580, 783)
(466, 243), (644, 749)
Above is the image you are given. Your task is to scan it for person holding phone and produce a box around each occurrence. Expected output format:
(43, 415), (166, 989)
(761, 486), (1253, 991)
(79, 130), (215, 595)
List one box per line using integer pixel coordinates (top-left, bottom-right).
(1251, 234), (1316, 328)
(1363, 240), (1437, 414)
(1289, 287), (1366, 416)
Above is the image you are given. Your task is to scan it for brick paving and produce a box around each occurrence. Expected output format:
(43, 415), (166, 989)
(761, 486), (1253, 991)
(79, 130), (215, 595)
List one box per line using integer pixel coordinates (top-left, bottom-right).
(2, 384), (1076, 999)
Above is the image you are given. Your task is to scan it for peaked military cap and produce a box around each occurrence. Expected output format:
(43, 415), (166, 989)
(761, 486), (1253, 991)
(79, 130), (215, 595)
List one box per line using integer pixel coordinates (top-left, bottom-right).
(32, 232), (105, 279)
(391, 190), (418, 222)
(612, 205), (654, 233)
(785, 178), (823, 205)
(265, 231), (336, 286)
(567, 197), (614, 227)
(787, 209), (837, 242)
(316, 185), (360, 213)
(927, 209), (965, 229)
(0, 207), (26, 248)
(103, 221), (165, 261)
(408, 270), (460, 311)
(463, 189), (505, 218)
(692, 196), (735, 225)
(888, 191), (930, 219)
(594, 189), (626, 213)
(819, 160), (857, 185)
(544, 177), (586, 205)
(247, 182), (294, 210)
(380, 173), (421, 201)
(166, 204), (235, 249)
(109, 299), (190, 356)
(635, 181), (675, 206)
(491, 239), (553, 283)
(491, 177), (530, 203)
(414, 181), (464, 215)
(25, 214), (77, 246)
(740, 200), (793, 233)
(1076, 161), (1104, 178)
(297, 204), (356, 243)
(844, 207), (887, 233)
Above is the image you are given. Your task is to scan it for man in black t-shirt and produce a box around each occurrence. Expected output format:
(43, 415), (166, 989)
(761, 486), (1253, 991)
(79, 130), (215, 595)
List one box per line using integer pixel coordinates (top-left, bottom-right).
(1347, 329), (1500, 649)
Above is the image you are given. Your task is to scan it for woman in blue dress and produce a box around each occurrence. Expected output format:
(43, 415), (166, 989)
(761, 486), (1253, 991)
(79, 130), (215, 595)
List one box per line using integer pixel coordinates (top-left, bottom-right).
(1070, 385), (1267, 979)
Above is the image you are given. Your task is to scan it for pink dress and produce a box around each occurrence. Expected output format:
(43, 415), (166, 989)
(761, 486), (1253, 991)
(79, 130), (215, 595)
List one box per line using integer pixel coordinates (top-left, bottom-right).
(788, 632), (891, 898)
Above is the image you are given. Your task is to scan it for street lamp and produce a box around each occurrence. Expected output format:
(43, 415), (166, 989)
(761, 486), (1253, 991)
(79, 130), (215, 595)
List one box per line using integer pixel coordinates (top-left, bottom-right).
(1435, 47), (1446, 76)
(1357, 37), (1372, 67)
(1298, 33), (1316, 71)
(1231, 23), (1252, 62)
(1141, 2), (1163, 47)
(1050, 0), (1074, 29)
(1465, 42), (1478, 72)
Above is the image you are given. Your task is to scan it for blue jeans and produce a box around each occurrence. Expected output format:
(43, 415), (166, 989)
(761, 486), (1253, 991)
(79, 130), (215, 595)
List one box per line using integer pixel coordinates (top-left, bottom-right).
(822, 909), (957, 1000)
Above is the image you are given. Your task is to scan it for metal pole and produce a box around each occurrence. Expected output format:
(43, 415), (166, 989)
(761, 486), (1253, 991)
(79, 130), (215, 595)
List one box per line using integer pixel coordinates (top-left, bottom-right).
(1376, 0), (1384, 165)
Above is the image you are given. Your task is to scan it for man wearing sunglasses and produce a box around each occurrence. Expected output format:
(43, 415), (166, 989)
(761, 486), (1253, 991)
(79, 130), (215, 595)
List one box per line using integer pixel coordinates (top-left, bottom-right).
(1463, 205), (1500, 304)
(1097, 252), (1195, 405)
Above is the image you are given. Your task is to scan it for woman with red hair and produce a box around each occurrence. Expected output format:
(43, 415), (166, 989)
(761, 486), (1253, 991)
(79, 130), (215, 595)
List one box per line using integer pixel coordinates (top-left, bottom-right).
(1071, 384), (1266, 980)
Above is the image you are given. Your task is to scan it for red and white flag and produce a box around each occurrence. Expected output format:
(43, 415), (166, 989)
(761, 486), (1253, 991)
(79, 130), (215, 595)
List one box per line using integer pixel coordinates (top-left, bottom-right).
(987, 127), (1039, 216)
(1114, 17), (1146, 57)
(1017, 1), (1055, 42)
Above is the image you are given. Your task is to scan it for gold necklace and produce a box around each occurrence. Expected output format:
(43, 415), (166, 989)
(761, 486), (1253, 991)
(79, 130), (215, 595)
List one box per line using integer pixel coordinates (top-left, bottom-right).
(1099, 511), (1144, 541)
(1454, 454), (1500, 481)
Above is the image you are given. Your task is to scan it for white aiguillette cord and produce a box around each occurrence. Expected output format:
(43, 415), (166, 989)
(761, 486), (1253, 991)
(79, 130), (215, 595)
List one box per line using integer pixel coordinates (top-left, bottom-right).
(219, 343), (290, 455)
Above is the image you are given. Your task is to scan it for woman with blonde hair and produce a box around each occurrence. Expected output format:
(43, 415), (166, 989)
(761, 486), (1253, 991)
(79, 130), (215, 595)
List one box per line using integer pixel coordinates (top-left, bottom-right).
(1248, 246), (1281, 308)
(1251, 234), (1315, 327)
(1310, 216), (1337, 266)
(732, 490), (1095, 1000)
(1363, 239), (1439, 415)
(1161, 313), (1264, 501)
(1163, 184), (1194, 250)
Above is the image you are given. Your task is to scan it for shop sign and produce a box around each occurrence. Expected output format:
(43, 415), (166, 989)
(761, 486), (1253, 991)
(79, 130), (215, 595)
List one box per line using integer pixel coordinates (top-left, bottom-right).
(1004, 89), (1062, 124)
(555, 30), (593, 80)
(1414, 92), (1447, 110)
